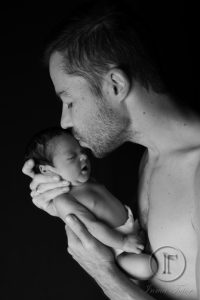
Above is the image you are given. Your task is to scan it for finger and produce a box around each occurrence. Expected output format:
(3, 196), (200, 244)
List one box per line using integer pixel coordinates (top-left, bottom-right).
(137, 244), (145, 250)
(32, 197), (57, 216)
(65, 214), (94, 249)
(32, 186), (69, 207)
(29, 174), (60, 191)
(65, 224), (81, 248)
(22, 159), (35, 178)
(31, 180), (70, 196)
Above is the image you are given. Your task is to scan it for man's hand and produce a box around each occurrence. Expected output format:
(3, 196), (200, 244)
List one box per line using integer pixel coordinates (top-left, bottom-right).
(22, 159), (70, 216)
(65, 214), (115, 277)
(65, 215), (156, 300)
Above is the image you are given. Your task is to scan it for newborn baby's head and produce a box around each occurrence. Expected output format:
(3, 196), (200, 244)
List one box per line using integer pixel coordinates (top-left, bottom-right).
(25, 127), (91, 186)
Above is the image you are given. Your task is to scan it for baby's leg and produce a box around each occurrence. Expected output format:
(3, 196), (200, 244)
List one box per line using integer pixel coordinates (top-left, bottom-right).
(116, 253), (158, 281)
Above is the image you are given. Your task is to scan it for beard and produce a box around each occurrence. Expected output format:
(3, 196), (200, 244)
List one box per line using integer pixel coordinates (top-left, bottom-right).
(73, 100), (130, 158)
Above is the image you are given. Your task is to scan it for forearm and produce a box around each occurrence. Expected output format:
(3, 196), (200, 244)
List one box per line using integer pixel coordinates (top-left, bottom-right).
(93, 263), (155, 300)
(86, 220), (125, 249)
(54, 195), (127, 249)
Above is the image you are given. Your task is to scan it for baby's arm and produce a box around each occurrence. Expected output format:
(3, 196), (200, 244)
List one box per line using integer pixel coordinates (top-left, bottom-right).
(53, 192), (144, 253)
(54, 193), (157, 280)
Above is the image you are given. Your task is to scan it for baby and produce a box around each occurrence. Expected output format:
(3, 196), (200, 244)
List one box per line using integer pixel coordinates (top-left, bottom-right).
(25, 127), (157, 280)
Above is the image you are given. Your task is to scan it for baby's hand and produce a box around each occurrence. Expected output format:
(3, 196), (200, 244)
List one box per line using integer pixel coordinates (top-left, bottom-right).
(122, 234), (145, 254)
(122, 219), (146, 254)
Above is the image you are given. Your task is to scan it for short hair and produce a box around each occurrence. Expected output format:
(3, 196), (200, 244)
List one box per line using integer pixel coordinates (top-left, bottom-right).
(44, 1), (166, 97)
(24, 127), (71, 174)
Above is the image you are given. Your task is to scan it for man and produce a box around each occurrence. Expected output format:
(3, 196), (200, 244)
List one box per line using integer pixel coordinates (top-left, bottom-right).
(22, 3), (200, 299)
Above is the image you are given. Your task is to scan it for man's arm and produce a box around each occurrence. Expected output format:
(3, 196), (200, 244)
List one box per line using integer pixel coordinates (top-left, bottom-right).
(65, 214), (156, 300)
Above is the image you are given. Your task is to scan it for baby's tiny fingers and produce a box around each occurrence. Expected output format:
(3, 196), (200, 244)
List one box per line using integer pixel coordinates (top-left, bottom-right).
(137, 244), (145, 250)
(136, 249), (142, 254)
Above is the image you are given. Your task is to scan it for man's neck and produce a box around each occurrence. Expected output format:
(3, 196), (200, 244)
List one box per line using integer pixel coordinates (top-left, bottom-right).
(126, 83), (200, 158)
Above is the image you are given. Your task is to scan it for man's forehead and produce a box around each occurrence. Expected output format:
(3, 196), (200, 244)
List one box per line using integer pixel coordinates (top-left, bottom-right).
(49, 52), (90, 94)
(49, 52), (64, 70)
(49, 52), (65, 78)
(49, 52), (70, 93)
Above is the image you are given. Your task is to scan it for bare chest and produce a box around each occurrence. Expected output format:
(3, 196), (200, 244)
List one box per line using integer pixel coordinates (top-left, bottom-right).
(138, 152), (199, 299)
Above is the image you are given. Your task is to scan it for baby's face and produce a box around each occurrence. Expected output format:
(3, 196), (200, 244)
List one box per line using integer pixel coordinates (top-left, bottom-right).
(51, 134), (91, 185)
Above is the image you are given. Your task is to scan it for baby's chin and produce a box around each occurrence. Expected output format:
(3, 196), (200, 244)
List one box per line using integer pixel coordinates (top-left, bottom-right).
(70, 177), (89, 187)
(74, 171), (91, 185)
(61, 174), (90, 187)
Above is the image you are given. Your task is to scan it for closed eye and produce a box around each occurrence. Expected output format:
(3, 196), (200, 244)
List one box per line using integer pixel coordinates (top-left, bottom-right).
(66, 154), (76, 160)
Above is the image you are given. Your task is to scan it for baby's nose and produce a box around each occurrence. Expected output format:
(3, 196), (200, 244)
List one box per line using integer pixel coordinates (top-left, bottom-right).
(80, 153), (87, 161)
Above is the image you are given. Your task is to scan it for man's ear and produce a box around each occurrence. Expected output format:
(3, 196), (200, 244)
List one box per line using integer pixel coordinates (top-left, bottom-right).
(39, 164), (57, 175)
(103, 68), (130, 102)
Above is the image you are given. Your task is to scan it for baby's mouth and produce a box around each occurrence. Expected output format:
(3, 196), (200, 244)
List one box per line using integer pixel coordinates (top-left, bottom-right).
(81, 165), (88, 173)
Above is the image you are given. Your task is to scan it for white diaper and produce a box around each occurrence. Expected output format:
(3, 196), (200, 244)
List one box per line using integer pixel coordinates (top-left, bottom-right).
(113, 205), (135, 256)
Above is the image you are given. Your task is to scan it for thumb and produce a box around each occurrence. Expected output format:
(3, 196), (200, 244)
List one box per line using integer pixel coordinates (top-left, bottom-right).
(22, 159), (35, 178)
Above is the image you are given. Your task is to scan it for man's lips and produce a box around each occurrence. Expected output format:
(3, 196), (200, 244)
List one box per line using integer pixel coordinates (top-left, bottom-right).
(79, 141), (88, 147)
(73, 132), (89, 148)
(73, 131), (80, 141)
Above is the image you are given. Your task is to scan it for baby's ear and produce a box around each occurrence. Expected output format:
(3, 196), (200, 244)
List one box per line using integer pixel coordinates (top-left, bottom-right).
(39, 165), (56, 175)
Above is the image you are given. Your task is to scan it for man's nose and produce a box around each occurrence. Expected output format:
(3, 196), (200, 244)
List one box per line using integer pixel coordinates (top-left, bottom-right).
(60, 105), (73, 129)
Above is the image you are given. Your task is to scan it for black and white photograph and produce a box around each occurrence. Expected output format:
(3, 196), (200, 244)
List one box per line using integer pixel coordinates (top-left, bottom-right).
(4, 1), (200, 299)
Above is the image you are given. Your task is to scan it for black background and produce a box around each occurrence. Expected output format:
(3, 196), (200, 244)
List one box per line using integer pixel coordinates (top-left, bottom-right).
(3, 1), (199, 299)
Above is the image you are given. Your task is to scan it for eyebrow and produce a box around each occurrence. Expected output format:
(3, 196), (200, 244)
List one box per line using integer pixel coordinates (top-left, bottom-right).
(55, 90), (69, 102)
(56, 90), (67, 96)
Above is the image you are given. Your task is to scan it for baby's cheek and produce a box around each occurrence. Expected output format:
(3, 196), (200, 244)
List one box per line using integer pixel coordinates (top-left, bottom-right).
(68, 165), (81, 180)
(58, 169), (72, 181)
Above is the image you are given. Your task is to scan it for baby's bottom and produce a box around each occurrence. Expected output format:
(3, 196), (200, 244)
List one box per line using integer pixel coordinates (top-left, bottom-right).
(117, 253), (158, 281)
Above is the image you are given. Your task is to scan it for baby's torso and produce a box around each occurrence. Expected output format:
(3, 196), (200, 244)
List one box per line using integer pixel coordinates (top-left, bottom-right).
(138, 149), (200, 299)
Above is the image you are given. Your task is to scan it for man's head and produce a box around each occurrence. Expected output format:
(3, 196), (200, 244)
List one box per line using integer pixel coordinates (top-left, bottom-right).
(25, 127), (91, 185)
(45, 2), (165, 157)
